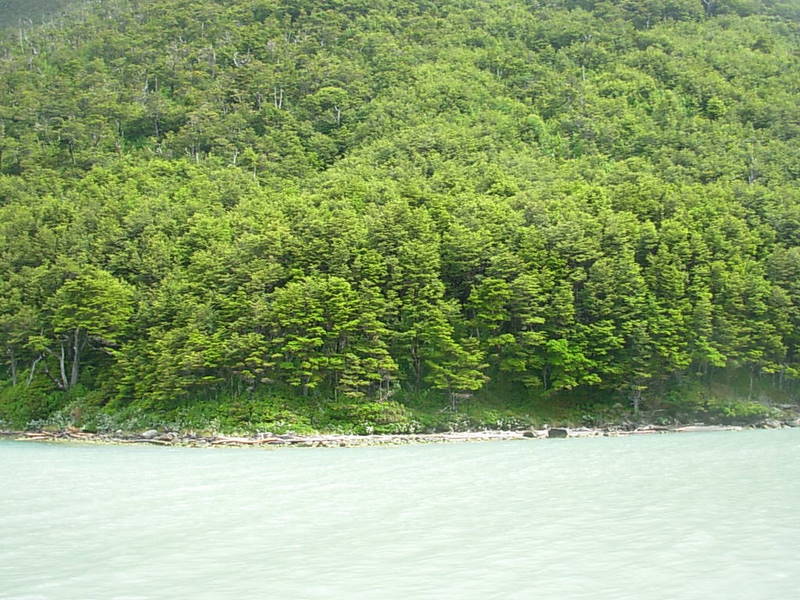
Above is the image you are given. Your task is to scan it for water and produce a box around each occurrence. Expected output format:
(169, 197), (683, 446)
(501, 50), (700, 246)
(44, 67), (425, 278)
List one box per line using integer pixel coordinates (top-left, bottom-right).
(1, 429), (798, 600)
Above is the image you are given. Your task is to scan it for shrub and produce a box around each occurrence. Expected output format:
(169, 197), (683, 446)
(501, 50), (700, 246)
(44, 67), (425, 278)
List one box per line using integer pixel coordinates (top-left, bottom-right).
(0, 384), (68, 429)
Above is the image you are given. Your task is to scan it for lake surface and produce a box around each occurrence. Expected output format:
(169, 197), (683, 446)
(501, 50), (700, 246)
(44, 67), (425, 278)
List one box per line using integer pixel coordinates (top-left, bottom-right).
(1, 429), (799, 600)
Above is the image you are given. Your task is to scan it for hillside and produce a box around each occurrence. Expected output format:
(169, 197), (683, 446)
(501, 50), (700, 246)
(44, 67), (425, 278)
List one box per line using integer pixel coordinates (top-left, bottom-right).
(2, 0), (800, 433)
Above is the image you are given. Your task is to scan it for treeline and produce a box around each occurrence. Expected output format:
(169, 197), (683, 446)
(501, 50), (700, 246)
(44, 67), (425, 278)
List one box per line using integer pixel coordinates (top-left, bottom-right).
(1, 0), (800, 418)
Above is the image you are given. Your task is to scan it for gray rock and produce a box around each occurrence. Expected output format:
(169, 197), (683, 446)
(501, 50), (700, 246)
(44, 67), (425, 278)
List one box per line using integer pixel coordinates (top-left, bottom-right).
(141, 429), (159, 439)
(548, 428), (568, 438)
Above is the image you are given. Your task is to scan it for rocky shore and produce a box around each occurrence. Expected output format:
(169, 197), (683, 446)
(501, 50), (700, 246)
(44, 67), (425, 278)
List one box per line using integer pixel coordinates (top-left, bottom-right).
(2, 419), (797, 448)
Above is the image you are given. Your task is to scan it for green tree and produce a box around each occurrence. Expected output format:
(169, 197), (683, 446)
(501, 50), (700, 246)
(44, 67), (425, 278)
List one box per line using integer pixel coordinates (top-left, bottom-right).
(44, 268), (134, 390)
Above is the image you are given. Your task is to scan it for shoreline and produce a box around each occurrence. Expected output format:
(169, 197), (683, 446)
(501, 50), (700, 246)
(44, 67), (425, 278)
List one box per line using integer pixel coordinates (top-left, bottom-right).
(1, 421), (796, 448)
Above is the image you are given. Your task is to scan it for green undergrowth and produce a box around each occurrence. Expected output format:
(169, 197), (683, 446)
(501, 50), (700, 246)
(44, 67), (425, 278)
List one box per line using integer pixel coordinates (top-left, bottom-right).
(657, 379), (789, 425)
(2, 375), (796, 435)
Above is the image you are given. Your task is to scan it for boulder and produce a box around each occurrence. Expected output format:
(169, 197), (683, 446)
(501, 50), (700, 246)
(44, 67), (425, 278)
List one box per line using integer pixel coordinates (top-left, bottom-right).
(141, 429), (159, 439)
(548, 428), (568, 438)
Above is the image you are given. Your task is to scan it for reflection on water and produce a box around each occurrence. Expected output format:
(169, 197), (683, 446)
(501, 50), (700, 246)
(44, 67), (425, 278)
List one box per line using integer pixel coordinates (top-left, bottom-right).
(1, 429), (799, 600)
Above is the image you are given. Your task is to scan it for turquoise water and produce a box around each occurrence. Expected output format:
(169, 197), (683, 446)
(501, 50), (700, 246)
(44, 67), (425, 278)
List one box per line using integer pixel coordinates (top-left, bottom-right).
(1, 429), (799, 600)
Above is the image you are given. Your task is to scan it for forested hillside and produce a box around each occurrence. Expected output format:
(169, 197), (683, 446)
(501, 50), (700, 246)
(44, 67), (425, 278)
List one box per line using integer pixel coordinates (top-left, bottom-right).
(2, 0), (800, 433)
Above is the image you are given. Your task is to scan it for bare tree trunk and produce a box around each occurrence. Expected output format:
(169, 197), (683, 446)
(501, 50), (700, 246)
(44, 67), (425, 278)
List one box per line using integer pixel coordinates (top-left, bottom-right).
(59, 341), (68, 390)
(41, 361), (62, 388)
(70, 328), (81, 388)
(631, 388), (642, 418)
(26, 354), (43, 386)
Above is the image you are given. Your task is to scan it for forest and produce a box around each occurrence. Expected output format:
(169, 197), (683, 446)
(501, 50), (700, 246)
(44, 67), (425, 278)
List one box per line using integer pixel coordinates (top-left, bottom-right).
(1, 0), (800, 434)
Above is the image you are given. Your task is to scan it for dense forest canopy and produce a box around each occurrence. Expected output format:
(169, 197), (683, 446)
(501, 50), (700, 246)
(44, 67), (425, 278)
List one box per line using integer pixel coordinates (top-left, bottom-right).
(1, 0), (800, 430)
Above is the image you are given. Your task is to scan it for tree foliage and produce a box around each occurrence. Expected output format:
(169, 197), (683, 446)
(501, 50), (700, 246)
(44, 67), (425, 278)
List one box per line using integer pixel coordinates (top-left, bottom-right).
(1, 0), (800, 415)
